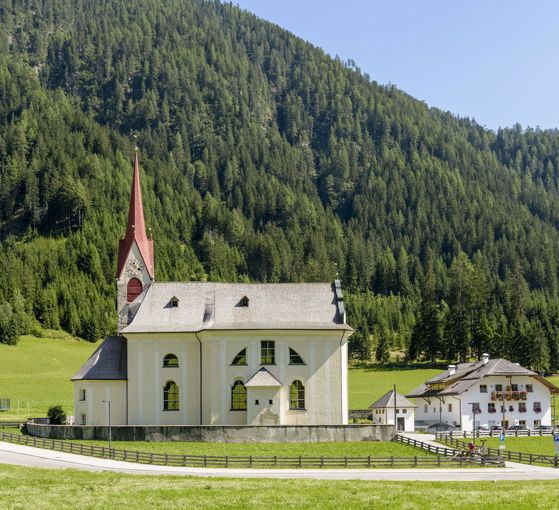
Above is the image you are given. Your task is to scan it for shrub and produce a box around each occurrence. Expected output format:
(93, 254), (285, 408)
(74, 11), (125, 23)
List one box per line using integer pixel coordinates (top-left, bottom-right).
(47, 405), (66, 425)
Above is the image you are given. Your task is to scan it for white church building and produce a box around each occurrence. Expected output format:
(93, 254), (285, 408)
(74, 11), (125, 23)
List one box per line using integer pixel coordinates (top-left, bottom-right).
(407, 354), (559, 431)
(72, 154), (353, 427)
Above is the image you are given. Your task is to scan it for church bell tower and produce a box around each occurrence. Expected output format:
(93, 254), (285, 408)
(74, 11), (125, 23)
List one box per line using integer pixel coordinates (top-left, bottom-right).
(116, 151), (154, 331)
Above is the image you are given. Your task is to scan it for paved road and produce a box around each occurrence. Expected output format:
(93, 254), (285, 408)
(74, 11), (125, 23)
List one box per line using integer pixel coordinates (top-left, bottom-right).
(2, 441), (559, 481)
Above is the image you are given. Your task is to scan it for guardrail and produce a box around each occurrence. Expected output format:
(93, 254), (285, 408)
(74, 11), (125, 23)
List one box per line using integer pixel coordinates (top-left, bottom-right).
(393, 434), (504, 466)
(0, 431), (486, 469)
(436, 432), (559, 467)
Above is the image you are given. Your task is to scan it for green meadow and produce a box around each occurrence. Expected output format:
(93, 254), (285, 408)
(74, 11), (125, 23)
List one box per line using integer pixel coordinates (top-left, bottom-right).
(348, 365), (442, 409)
(463, 436), (558, 457)
(0, 332), (100, 420)
(0, 464), (558, 510)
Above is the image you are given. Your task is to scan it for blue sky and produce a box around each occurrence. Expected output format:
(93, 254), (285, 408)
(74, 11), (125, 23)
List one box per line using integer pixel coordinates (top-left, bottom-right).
(234, 1), (559, 130)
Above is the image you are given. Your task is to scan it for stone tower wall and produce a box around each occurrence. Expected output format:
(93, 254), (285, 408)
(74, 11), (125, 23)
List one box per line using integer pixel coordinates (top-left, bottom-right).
(117, 241), (152, 331)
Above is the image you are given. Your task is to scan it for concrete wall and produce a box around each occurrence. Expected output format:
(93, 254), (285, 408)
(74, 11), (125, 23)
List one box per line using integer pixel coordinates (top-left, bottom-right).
(26, 423), (395, 443)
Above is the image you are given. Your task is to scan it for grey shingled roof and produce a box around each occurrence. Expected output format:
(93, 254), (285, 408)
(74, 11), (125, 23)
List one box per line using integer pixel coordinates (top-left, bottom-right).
(71, 336), (127, 381)
(245, 368), (282, 387)
(406, 358), (559, 398)
(369, 390), (416, 409)
(122, 282), (352, 333)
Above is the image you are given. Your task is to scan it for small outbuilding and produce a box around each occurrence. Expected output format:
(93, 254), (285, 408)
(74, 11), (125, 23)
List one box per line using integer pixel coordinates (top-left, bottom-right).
(369, 390), (416, 432)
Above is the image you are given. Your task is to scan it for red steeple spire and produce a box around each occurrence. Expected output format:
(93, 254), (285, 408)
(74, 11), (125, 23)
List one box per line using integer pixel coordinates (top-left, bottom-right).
(116, 151), (154, 279)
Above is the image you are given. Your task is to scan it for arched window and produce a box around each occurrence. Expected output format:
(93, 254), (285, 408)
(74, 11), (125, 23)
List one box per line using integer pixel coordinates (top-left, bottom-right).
(163, 381), (179, 411)
(231, 348), (247, 365)
(289, 380), (305, 410)
(163, 354), (179, 368)
(127, 277), (143, 303)
(289, 347), (306, 365)
(231, 380), (247, 410)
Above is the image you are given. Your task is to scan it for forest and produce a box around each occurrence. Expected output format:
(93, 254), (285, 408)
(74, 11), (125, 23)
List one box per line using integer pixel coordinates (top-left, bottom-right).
(1, 0), (559, 372)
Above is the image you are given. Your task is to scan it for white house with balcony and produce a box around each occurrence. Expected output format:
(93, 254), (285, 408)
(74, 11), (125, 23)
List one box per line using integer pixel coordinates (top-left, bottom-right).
(407, 354), (559, 431)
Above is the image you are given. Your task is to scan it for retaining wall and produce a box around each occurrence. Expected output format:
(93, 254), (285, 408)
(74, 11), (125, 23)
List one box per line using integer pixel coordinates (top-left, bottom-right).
(25, 423), (394, 443)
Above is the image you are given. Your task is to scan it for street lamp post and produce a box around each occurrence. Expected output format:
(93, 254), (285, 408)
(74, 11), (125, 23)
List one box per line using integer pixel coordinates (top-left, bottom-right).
(102, 400), (112, 457)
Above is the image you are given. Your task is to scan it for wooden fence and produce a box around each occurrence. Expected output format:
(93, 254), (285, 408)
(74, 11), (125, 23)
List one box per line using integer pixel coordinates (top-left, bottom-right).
(0, 422), (23, 429)
(436, 432), (559, 467)
(392, 434), (504, 466)
(0, 431), (494, 469)
(445, 428), (556, 438)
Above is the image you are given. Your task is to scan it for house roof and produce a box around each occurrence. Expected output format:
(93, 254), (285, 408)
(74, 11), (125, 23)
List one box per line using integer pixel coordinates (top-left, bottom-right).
(121, 281), (352, 333)
(406, 358), (559, 398)
(245, 368), (282, 387)
(71, 336), (127, 381)
(369, 390), (416, 409)
(116, 153), (154, 279)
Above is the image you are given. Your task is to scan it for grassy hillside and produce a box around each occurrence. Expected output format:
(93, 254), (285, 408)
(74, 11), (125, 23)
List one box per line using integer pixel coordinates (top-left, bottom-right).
(348, 365), (441, 409)
(0, 332), (99, 420)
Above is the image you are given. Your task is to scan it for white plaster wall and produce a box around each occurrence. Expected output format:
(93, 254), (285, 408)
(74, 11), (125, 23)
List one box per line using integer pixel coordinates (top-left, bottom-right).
(414, 397), (462, 427)
(459, 376), (552, 431)
(125, 329), (348, 426)
(246, 387), (281, 425)
(73, 381), (127, 426)
(374, 407), (415, 432)
(126, 333), (200, 425)
(200, 331), (346, 426)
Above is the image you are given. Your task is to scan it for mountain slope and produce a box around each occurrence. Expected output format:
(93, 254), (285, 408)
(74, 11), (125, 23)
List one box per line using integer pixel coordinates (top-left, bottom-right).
(1, 0), (559, 368)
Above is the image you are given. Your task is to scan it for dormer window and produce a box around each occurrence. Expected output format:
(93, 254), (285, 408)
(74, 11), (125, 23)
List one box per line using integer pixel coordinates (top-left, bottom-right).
(170, 296), (179, 308)
(239, 296), (249, 307)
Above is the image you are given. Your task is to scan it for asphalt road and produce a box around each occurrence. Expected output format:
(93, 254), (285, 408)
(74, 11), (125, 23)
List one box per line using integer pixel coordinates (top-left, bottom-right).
(2, 441), (559, 481)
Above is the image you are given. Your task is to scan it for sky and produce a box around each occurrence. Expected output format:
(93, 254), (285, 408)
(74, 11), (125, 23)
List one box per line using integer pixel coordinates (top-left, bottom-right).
(234, 1), (559, 131)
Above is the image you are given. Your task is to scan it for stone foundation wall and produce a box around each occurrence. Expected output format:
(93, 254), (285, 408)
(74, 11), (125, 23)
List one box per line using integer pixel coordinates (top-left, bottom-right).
(26, 423), (394, 442)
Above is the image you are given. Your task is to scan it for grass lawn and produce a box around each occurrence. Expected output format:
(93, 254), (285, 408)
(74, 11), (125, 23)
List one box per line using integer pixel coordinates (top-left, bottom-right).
(49, 439), (436, 458)
(348, 365), (442, 409)
(546, 374), (559, 387)
(0, 464), (558, 510)
(0, 332), (99, 421)
(470, 436), (558, 457)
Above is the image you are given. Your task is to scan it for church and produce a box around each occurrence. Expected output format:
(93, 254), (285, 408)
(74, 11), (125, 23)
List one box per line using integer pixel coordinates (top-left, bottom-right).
(72, 154), (353, 427)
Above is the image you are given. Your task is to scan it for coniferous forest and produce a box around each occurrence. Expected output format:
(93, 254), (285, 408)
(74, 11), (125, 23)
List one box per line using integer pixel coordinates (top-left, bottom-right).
(2, 0), (559, 372)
